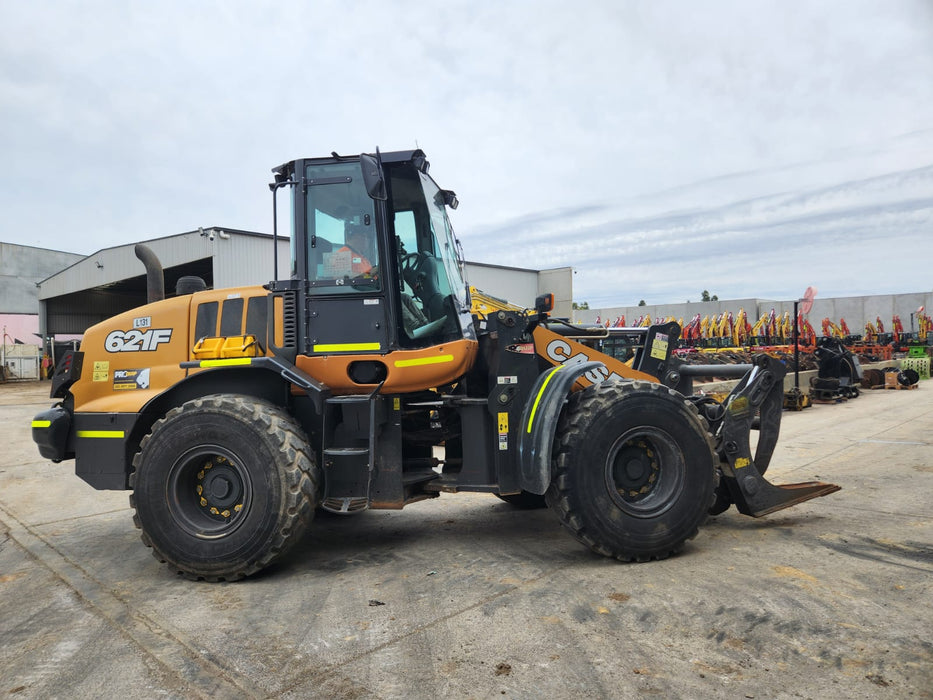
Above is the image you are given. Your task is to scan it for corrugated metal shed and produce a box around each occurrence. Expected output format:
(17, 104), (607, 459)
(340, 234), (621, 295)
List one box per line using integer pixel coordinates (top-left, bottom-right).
(38, 228), (289, 336)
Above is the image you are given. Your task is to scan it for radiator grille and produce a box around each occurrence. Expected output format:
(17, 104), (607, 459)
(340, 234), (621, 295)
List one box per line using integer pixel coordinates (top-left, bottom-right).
(280, 291), (298, 348)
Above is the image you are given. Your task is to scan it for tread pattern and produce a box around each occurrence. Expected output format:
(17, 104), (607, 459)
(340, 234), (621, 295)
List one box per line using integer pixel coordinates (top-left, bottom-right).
(130, 394), (320, 581)
(545, 380), (719, 562)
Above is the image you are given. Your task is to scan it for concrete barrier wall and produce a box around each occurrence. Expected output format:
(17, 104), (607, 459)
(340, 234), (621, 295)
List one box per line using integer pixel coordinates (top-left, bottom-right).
(575, 291), (933, 337)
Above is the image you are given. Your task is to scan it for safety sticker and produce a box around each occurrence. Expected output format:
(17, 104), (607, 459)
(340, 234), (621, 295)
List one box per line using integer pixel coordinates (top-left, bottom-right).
(649, 332), (669, 360)
(113, 368), (151, 391)
(505, 343), (535, 354)
(497, 412), (509, 451)
(92, 361), (109, 382)
(497, 376), (519, 385)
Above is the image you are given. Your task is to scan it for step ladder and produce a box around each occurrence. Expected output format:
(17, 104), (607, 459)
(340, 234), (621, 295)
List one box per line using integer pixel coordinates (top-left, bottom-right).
(321, 394), (377, 514)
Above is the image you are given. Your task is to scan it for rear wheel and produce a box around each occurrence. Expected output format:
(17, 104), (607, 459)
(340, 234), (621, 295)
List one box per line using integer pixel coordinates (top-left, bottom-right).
(130, 394), (320, 581)
(546, 381), (717, 562)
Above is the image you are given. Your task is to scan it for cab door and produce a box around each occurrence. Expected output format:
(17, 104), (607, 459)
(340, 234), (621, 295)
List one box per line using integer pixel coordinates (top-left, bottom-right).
(300, 160), (392, 358)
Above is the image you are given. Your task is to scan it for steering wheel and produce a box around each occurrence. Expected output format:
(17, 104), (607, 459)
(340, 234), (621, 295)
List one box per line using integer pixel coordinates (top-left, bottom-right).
(401, 251), (427, 275)
(401, 251), (429, 288)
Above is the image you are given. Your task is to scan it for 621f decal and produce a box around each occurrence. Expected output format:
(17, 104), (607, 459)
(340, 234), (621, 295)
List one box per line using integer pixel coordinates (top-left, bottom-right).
(105, 328), (173, 352)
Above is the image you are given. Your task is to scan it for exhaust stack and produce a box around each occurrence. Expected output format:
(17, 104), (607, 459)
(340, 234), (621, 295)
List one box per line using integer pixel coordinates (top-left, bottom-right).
(134, 244), (165, 303)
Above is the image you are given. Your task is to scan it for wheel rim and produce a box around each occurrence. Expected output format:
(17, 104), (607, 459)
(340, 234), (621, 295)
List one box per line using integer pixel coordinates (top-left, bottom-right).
(604, 427), (686, 518)
(166, 445), (252, 539)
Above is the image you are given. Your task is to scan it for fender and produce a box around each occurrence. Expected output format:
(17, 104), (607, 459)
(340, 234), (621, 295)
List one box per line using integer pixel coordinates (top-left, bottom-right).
(34, 356), (330, 491)
(518, 360), (606, 495)
(179, 355), (328, 411)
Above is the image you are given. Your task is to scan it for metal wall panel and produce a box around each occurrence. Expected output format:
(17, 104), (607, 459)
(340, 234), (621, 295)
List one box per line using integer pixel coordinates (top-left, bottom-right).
(213, 234), (291, 288)
(463, 262), (539, 307)
(0, 243), (83, 313)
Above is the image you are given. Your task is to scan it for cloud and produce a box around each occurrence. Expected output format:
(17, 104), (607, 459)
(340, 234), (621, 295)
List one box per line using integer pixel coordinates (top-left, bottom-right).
(463, 163), (933, 304)
(1, 1), (932, 306)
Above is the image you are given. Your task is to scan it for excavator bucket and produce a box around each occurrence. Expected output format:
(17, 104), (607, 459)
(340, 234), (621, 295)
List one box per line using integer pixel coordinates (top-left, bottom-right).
(716, 354), (841, 517)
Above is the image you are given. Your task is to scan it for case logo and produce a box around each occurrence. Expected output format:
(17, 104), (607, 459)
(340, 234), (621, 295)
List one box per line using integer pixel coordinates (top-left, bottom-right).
(544, 338), (625, 384)
(105, 328), (173, 353)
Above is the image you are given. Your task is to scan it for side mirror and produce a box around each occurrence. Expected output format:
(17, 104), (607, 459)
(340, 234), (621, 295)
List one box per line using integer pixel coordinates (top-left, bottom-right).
(441, 190), (459, 210)
(360, 153), (387, 201)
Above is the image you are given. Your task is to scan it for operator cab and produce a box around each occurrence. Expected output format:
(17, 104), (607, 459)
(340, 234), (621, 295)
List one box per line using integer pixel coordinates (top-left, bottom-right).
(270, 149), (475, 390)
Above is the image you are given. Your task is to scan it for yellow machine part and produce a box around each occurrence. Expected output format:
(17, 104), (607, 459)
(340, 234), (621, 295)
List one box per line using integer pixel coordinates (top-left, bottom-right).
(72, 286), (271, 413)
(73, 295), (193, 413)
(470, 286), (661, 388)
(192, 335), (262, 359)
(532, 325), (659, 388)
(469, 286), (524, 318)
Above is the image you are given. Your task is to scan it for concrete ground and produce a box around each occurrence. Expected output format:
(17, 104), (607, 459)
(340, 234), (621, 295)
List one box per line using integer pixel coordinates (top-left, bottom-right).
(1, 379), (931, 699)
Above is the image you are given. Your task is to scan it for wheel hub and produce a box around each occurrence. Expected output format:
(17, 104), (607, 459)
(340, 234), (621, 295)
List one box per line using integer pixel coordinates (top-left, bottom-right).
(613, 439), (659, 500)
(604, 427), (685, 518)
(195, 456), (245, 519)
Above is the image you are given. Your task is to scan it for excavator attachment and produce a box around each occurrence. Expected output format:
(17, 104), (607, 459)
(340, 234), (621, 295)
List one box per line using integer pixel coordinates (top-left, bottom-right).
(714, 354), (841, 516)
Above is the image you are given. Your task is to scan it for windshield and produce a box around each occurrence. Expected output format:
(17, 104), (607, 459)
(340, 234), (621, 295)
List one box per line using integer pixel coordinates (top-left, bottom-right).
(387, 163), (468, 346)
(304, 161), (380, 293)
(419, 171), (468, 311)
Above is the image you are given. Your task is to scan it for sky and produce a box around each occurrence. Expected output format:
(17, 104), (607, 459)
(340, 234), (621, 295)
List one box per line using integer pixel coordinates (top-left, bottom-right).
(2, 1), (932, 308)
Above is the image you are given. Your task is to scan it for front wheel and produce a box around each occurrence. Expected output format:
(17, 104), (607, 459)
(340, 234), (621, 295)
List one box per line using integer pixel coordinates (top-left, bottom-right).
(130, 394), (320, 581)
(546, 381), (717, 562)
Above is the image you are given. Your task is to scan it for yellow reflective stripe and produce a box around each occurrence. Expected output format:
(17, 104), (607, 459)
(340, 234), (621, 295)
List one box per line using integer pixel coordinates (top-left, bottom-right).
(526, 364), (565, 434)
(31, 420), (51, 428)
(199, 358), (253, 367)
(313, 342), (382, 353)
(76, 430), (125, 439)
(393, 354), (454, 368)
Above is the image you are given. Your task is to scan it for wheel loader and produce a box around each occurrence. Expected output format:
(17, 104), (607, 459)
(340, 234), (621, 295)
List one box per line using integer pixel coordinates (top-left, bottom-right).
(31, 148), (839, 580)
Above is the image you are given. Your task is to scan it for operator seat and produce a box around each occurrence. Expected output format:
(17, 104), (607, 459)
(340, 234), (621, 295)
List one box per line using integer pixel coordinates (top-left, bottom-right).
(399, 287), (429, 337)
(411, 255), (447, 320)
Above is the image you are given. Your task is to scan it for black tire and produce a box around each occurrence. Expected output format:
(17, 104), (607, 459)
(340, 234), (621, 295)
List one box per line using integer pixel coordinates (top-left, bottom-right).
(130, 394), (320, 581)
(545, 380), (717, 562)
(496, 491), (548, 509)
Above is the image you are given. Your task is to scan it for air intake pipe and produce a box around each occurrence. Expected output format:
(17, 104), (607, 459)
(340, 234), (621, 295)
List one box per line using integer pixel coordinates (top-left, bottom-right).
(134, 244), (165, 303)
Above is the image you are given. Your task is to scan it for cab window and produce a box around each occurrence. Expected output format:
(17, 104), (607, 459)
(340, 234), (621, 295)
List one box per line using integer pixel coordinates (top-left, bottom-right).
(305, 162), (380, 294)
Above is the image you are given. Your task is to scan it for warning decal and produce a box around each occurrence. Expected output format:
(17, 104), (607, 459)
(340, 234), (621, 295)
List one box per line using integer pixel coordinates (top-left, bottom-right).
(92, 361), (109, 382)
(649, 333), (669, 360)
